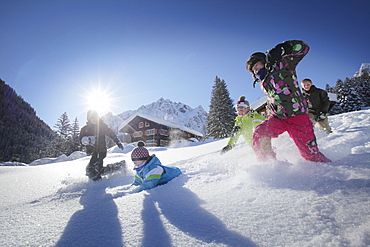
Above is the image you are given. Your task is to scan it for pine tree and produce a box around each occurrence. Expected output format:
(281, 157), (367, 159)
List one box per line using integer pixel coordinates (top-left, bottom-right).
(206, 76), (236, 139)
(338, 78), (362, 112)
(70, 118), (81, 152)
(326, 80), (344, 115)
(53, 112), (76, 156)
(356, 72), (370, 107)
(325, 84), (333, 93)
(54, 112), (71, 137)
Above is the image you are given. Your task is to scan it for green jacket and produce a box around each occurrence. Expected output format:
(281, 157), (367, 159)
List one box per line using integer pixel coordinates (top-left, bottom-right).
(227, 111), (265, 146)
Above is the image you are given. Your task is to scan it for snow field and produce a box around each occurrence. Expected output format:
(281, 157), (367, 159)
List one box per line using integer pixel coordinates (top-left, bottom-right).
(0, 109), (370, 246)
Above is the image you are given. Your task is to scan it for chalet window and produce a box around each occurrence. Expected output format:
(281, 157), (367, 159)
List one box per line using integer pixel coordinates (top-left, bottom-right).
(146, 139), (156, 145)
(146, 129), (156, 136)
(139, 122), (144, 128)
(145, 121), (150, 127)
(132, 131), (143, 137)
(160, 139), (169, 146)
(158, 129), (169, 136)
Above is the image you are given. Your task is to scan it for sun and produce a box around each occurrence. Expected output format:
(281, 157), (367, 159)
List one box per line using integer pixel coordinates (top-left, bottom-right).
(86, 88), (112, 116)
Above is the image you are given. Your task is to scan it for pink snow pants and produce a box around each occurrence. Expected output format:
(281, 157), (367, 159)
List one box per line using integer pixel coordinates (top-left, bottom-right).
(252, 114), (331, 162)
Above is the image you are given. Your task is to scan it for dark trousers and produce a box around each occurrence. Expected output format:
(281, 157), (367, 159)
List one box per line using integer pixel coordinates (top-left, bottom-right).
(87, 151), (107, 171)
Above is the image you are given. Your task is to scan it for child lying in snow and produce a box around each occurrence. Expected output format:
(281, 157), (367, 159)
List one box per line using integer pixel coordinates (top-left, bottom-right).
(130, 141), (182, 191)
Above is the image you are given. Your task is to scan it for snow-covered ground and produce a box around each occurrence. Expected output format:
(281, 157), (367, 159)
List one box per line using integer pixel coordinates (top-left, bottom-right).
(1, 110), (370, 247)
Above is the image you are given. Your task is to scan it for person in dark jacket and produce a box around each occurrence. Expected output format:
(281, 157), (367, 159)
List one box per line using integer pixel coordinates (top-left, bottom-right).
(301, 78), (332, 134)
(80, 110), (123, 180)
(246, 40), (331, 163)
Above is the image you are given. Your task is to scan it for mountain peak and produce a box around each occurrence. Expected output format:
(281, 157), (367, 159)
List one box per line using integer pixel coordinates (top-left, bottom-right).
(102, 98), (207, 135)
(354, 63), (370, 77)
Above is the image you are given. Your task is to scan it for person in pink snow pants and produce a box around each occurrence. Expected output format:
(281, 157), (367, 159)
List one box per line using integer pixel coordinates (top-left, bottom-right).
(246, 40), (331, 162)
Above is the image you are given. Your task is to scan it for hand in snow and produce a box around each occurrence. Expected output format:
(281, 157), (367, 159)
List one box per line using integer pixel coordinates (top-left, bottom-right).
(315, 113), (327, 122)
(221, 144), (232, 154)
(117, 142), (124, 150)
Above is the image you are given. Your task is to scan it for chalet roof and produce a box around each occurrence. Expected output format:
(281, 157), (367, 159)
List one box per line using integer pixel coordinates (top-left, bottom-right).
(328, 93), (338, 102)
(250, 97), (268, 111)
(118, 113), (204, 137)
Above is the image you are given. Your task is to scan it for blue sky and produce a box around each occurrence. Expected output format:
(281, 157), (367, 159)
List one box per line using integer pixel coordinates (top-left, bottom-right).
(1, 0), (369, 128)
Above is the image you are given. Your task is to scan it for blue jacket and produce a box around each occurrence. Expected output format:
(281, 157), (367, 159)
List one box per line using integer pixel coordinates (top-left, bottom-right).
(132, 155), (182, 191)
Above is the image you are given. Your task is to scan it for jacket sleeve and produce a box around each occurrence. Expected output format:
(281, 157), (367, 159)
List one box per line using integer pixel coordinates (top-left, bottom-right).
(283, 40), (310, 69)
(132, 174), (142, 186)
(102, 124), (120, 144)
(139, 165), (164, 191)
(107, 128), (119, 143)
(79, 126), (87, 144)
(319, 89), (330, 113)
(227, 119), (242, 147)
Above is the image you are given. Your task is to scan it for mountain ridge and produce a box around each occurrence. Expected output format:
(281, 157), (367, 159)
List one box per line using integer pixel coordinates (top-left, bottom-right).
(102, 97), (208, 135)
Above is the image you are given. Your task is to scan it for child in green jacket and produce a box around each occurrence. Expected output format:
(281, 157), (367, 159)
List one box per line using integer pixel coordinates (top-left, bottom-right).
(221, 96), (265, 154)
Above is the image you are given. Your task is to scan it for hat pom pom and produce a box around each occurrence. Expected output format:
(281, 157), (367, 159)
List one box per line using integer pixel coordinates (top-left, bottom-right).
(239, 96), (246, 102)
(137, 141), (145, 147)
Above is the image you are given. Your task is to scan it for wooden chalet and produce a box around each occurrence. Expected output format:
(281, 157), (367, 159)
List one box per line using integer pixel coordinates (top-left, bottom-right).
(250, 93), (338, 116)
(118, 113), (204, 146)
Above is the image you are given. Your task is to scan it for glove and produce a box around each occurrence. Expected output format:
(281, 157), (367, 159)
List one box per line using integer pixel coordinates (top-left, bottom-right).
(81, 136), (96, 146)
(315, 113), (327, 122)
(117, 142), (124, 150)
(266, 42), (293, 70)
(221, 144), (232, 154)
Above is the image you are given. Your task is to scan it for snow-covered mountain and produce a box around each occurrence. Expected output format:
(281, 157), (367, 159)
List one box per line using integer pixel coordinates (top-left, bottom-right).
(354, 63), (370, 77)
(102, 98), (208, 135)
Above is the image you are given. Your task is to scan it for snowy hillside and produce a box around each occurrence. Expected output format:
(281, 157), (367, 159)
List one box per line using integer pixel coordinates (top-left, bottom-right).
(102, 97), (207, 135)
(1, 109), (370, 246)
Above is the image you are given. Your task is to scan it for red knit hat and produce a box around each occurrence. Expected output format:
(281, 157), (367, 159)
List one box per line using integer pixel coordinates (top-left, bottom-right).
(235, 96), (250, 110)
(131, 141), (149, 161)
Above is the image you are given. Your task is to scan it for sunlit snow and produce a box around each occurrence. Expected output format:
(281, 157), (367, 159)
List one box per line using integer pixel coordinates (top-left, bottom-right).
(1, 109), (370, 246)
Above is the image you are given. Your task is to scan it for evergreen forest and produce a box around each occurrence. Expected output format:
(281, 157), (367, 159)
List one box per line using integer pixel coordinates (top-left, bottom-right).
(0, 79), (56, 163)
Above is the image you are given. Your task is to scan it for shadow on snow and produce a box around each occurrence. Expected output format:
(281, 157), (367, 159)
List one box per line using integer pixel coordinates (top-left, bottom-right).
(141, 175), (258, 247)
(55, 180), (124, 247)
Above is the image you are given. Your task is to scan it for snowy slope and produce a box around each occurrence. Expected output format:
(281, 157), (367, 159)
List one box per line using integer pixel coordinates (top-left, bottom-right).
(1, 110), (370, 247)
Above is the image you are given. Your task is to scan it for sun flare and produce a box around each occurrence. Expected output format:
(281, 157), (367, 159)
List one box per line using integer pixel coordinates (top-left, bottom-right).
(86, 88), (112, 116)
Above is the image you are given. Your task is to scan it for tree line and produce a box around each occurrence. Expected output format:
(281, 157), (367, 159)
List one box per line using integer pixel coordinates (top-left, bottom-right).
(52, 112), (81, 157)
(206, 72), (370, 139)
(0, 79), (83, 164)
(1, 71), (369, 163)
(0, 79), (56, 163)
(326, 72), (370, 114)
